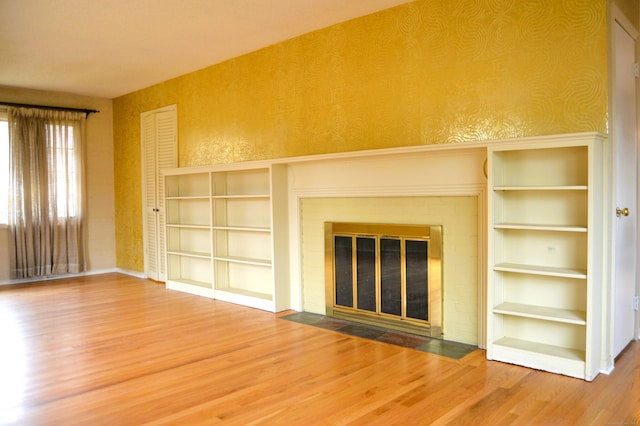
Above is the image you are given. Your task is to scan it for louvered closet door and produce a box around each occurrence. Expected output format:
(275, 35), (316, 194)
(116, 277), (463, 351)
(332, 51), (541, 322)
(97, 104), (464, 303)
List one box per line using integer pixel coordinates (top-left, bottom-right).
(141, 105), (177, 281)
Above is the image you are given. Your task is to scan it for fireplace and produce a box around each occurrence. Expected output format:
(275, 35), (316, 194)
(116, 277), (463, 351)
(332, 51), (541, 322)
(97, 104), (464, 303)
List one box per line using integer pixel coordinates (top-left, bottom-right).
(324, 222), (442, 337)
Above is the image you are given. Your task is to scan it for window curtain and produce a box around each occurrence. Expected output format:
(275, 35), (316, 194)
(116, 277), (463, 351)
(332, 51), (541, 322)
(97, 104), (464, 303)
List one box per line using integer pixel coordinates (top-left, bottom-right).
(7, 107), (87, 279)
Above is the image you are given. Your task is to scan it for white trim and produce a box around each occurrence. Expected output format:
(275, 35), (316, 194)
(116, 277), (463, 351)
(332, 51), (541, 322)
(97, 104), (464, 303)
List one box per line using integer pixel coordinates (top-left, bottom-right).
(287, 166), (303, 312)
(291, 184), (484, 199)
(599, 363), (615, 376)
(607, 2), (640, 370)
(611, 2), (639, 40)
(477, 185), (487, 349)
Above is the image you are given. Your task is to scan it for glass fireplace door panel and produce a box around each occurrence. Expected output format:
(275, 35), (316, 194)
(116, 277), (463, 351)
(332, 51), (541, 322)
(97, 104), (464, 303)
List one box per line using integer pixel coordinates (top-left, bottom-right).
(380, 238), (402, 316)
(356, 237), (376, 312)
(406, 240), (429, 321)
(334, 236), (353, 308)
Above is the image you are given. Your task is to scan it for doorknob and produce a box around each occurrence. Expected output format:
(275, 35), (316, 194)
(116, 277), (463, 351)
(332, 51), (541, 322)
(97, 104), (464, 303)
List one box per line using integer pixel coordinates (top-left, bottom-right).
(616, 207), (630, 217)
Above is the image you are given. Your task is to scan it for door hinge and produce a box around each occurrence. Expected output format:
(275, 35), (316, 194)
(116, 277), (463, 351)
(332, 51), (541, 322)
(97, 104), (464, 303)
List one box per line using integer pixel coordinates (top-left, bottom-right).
(635, 62), (639, 78)
(634, 295), (639, 311)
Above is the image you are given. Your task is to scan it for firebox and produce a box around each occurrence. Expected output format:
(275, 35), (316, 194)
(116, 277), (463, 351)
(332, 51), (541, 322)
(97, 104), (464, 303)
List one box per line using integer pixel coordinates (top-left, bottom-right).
(325, 222), (442, 337)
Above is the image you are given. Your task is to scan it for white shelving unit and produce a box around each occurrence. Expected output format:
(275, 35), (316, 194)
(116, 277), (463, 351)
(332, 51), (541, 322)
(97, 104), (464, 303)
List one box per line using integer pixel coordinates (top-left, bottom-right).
(487, 135), (606, 381)
(165, 172), (213, 297)
(164, 163), (289, 312)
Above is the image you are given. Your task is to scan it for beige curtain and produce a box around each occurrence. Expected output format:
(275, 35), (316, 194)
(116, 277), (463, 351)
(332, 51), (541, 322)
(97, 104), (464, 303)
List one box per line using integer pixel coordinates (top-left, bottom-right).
(7, 107), (87, 279)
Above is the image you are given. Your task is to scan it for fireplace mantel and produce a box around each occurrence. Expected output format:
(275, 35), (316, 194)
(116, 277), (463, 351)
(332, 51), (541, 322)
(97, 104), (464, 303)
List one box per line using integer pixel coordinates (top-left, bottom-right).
(287, 145), (487, 346)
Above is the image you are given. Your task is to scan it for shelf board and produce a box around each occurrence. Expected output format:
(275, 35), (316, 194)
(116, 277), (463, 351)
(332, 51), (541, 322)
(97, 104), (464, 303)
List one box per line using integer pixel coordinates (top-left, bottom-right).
(494, 263), (587, 279)
(166, 195), (210, 200)
(167, 250), (211, 259)
(493, 302), (586, 325)
(494, 185), (587, 191)
(494, 223), (587, 232)
(212, 194), (270, 199)
(493, 337), (585, 362)
(166, 224), (210, 229)
(213, 225), (271, 233)
(214, 255), (271, 267)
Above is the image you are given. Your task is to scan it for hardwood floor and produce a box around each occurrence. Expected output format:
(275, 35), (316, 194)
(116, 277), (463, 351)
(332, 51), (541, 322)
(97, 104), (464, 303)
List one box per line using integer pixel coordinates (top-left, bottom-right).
(0, 273), (638, 425)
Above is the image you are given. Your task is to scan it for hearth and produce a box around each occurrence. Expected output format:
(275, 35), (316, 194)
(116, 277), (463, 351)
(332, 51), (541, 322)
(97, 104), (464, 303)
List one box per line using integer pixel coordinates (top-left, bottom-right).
(325, 223), (442, 337)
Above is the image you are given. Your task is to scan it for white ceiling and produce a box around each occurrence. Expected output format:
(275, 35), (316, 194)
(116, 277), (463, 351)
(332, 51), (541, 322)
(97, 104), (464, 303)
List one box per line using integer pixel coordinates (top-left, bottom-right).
(0, 0), (413, 99)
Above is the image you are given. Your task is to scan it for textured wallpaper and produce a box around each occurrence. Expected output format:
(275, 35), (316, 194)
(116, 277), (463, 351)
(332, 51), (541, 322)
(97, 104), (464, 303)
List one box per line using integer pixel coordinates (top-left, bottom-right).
(113, 0), (608, 272)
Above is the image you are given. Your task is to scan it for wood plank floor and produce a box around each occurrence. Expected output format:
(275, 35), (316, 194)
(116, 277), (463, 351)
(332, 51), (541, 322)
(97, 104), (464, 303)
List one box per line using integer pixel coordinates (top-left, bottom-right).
(0, 273), (638, 425)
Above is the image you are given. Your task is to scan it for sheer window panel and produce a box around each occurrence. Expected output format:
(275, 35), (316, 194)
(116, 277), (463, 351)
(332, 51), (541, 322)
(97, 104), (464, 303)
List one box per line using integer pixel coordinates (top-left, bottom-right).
(0, 120), (7, 225)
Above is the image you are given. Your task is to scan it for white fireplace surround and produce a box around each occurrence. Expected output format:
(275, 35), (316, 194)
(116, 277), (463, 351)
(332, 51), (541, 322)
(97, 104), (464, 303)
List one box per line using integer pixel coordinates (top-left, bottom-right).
(286, 145), (487, 346)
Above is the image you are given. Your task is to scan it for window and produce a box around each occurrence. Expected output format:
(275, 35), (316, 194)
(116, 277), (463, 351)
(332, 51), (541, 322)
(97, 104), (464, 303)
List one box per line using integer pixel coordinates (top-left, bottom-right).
(0, 119), (78, 224)
(6, 107), (86, 278)
(50, 124), (78, 218)
(0, 119), (7, 225)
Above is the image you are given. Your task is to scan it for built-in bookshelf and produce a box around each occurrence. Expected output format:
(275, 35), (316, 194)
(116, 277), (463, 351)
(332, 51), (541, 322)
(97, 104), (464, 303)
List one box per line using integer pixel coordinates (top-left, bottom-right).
(164, 163), (289, 311)
(487, 135), (606, 381)
(165, 172), (212, 297)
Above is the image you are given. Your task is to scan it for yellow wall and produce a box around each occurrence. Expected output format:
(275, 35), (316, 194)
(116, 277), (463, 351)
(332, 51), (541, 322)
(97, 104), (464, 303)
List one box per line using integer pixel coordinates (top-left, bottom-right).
(114, 0), (608, 272)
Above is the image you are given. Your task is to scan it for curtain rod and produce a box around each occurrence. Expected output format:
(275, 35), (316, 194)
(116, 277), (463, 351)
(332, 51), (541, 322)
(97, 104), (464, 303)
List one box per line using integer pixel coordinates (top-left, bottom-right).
(0, 101), (99, 118)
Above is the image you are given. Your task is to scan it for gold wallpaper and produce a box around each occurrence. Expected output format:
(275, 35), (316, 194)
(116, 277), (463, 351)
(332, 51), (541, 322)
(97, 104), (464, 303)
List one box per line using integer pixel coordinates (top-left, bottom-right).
(114, 0), (608, 272)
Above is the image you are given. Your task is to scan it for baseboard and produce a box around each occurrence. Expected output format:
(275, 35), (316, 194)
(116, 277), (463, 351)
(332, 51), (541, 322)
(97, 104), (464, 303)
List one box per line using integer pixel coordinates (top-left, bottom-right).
(600, 359), (615, 376)
(600, 364), (615, 375)
(0, 268), (121, 286)
(114, 268), (147, 279)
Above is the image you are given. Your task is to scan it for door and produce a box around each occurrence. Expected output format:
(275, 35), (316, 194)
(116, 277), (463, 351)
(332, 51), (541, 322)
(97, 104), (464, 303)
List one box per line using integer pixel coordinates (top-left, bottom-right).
(141, 105), (177, 282)
(612, 19), (637, 357)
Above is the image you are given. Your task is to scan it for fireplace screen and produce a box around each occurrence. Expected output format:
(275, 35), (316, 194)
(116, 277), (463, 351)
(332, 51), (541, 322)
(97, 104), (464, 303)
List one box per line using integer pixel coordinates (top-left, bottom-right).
(325, 223), (442, 337)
